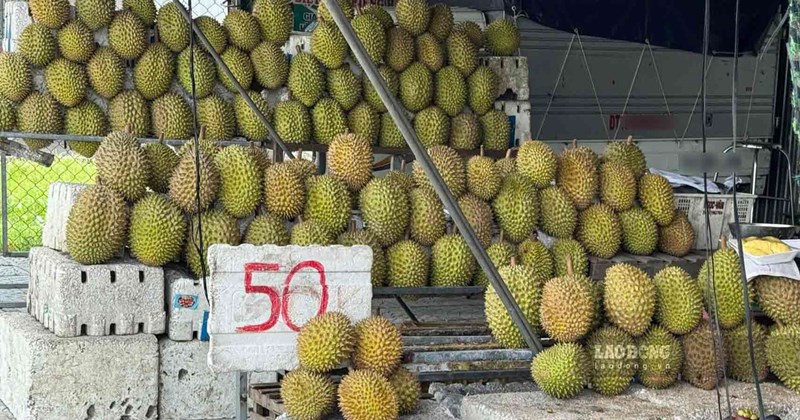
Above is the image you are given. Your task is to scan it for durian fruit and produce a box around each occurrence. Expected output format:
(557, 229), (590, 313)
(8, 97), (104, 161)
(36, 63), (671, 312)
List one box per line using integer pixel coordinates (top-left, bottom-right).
(129, 194), (186, 266)
(765, 325), (800, 392)
(18, 23), (57, 67)
(389, 367), (420, 415)
(495, 148), (517, 179)
(587, 326), (636, 395)
(682, 320), (725, 390)
(44, 58), (88, 107)
(122, 0), (156, 26)
(194, 16), (227, 54)
(251, 41), (288, 90)
(360, 178), (410, 246)
(352, 316), (402, 376)
(434, 66), (467, 117)
(133, 43), (175, 100)
(557, 140), (598, 210)
(479, 109), (511, 151)
(539, 186), (577, 239)
(412, 145), (467, 197)
(175, 46), (216, 99)
(530, 342), (591, 399)
(0, 98), (15, 140)
(169, 138), (220, 214)
(143, 139), (178, 194)
(484, 19), (520, 56)
(409, 188), (446, 246)
(352, 14), (387, 64)
(310, 21), (347, 69)
(552, 238), (588, 277)
(16, 92), (61, 150)
(224, 10), (262, 52)
(517, 235), (554, 280)
(286, 157), (318, 180)
(280, 369), (336, 420)
(234, 91), (271, 142)
(244, 213), (290, 246)
(395, 0), (430, 36)
(215, 146), (262, 218)
(328, 132), (373, 191)
(385, 26), (415, 73)
(637, 326), (683, 389)
(604, 263), (656, 337)
(339, 228), (386, 287)
(338, 370), (399, 420)
(384, 169), (415, 192)
(454, 21), (484, 49)
(431, 233), (476, 287)
(380, 113), (405, 148)
(303, 175), (351, 236)
(108, 10), (148, 59)
(618, 207), (658, 255)
(576, 203), (621, 259)
(65, 184), (128, 264)
(485, 261), (543, 348)
(466, 148), (501, 201)
(264, 163), (305, 219)
(151, 93), (193, 140)
(288, 49), (325, 107)
(459, 194), (494, 248)
(57, 20), (96, 63)
(328, 66), (363, 111)
(492, 174), (538, 243)
(108, 89), (151, 136)
(599, 161), (636, 211)
(473, 238), (516, 287)
(540, 258), (595, 342)
(450, 112), (481, 150)
(157, 2), (190, 52)
(399, 62), (433, 112)
(723, 322), (768, 382)
(653, 266), (703, 335)
(696, 238), (751, 330)
(658, 210), (695, 257)
(603, 136), (647, 178)
(297, 311), (355, 373)
(273, 99), (311, 143)
(252, 0), (292, 45)
(413, 106), (450, 147)
(218, 47), (254, 92)
(362, 5), (393, 29)
(416, 32), (444, 72)
(291, 219), (335, 246)
(755, 276), (800, 326)
(428, 3), (454, 41)
(65, 101), (108, 158)
(467, 65), (499, 115)
(29, 0), (69, 29)
(517, 140), (557, 188)
(197, 95), (236, 141)
(177, 134), (220, 158)
(94, 130), (150, 201)
(447, 32), (478, 77)
(316, 0), (353, 22)
(638, 172), (675, 226)
(386, 239), (429, 288)
(87, 47), (125, 99)
(347, 101), (380, 145)
(311, 98), (348, 145)
(248, 144), (271, 174)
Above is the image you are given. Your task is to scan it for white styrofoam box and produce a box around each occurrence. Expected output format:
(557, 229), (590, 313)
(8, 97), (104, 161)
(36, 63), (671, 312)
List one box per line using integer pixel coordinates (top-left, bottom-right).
(207, 244), (373, 373)
(0, 312), (158, 420)
(496, 100), (532, 146)
(2, 2), (31, 52)
(159, 338), (237, 420)
(286, 33), (312, 56)
(166, 267), (210, 341)
(27, 247), (166, 337)
(674, 193), (757, 250)
(42, 182), (87, 252)
(481, 56), (530, 100)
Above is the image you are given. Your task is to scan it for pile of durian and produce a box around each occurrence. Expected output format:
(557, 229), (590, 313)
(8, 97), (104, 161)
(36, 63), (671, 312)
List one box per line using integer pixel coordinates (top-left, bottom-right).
(0, 0), (522, 156)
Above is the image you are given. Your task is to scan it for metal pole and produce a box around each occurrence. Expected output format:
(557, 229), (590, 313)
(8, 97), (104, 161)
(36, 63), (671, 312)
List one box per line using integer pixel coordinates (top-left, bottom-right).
(172, 1), (295, 160)
(323, 0), (542, 353)
(235, 372), (247, 420)
(1, 152), (7, 256)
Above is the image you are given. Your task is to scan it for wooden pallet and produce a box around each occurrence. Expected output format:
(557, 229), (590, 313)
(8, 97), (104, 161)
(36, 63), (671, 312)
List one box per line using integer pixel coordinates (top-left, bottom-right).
(250, 383), (284, 420)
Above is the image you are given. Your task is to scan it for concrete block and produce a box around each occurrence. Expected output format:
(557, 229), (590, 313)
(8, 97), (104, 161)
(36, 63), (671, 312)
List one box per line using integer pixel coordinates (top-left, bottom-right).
(166, 267), (210, 341)
(27, 247), (166, 337)
(0, 312), (158, 420)
(481, 56), (530, 100)
(159, 338), (237, 420)
(496, 100), (532, 147)
(207, 244), (373, 373)
(41, 182), (87, 252)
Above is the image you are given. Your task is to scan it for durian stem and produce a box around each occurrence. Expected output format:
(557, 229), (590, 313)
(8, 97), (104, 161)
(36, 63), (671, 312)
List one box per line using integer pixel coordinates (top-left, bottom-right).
(349, 220), (357, 232)
(479, 145), (485, 158)
(504, 148), (513, 159)
(499, 230), (505, 242)
(158, 134), (165, 145)
(295, 45), (302, 55)
(198, 126), (207, 141)
(124, 123), (133, 135)
(565, 255), (574, 276)
(571, 139), (577, 149)
(509, 256), (517, 266)
(626, 135), (633, 145)
(720, 236), (728, 250)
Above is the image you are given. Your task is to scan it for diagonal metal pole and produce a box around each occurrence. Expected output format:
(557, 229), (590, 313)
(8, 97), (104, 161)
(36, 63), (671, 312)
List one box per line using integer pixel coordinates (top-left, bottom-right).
(324, 0), (542, 353)
(173, 1), (294, 160)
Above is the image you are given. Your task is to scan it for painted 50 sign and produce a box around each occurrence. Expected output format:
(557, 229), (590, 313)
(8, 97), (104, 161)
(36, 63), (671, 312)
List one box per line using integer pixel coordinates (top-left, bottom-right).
(206, 244), (372, 373)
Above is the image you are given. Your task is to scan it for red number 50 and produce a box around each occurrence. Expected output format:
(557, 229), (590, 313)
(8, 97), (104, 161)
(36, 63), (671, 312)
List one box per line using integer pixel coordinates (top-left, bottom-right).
(237, 260), (329, 333)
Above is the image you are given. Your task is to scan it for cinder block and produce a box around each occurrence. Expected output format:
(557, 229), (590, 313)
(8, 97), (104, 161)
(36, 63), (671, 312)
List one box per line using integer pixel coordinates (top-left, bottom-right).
(495, 100), (532, 147)
(28, 247), (166, 337)
(480, 56), (530, 100)
(159, 338), (237, 420)
(166, 267), (210, 341)
(41, 182), (87, 252)
(207, 244), (373, 373)
(0, 312), (158, 420)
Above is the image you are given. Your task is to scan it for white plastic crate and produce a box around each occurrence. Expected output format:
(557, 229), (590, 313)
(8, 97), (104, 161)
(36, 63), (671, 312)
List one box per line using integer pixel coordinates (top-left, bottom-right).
(674, 193), (757, 250)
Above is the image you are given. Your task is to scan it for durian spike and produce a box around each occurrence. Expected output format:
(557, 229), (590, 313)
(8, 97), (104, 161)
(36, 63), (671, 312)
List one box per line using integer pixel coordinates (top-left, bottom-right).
(565, 255), (574, 276)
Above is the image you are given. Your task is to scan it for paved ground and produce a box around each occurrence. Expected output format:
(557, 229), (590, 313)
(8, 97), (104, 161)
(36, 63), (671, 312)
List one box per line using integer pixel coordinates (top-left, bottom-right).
(0, 257), (28, 312)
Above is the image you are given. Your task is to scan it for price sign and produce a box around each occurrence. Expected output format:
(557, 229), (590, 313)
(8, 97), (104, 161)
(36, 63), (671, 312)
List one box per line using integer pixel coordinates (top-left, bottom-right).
(206, 244), (373, 373)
